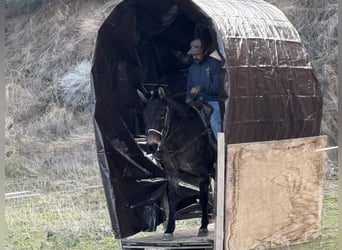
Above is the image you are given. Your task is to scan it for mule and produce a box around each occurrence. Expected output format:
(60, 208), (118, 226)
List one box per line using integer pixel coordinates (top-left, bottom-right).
(138, 87), (216, 241)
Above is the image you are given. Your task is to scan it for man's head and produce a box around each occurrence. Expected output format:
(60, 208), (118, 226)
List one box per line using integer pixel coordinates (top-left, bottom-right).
(187, 39), (206, 64)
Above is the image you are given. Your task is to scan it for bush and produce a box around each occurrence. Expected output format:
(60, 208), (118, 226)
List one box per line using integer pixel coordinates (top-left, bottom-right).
(58, 60), (92, 112)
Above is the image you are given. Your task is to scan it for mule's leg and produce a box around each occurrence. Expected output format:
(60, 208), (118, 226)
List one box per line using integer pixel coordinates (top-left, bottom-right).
(163, 181), (177, 241)
(198, 176), (210, 237)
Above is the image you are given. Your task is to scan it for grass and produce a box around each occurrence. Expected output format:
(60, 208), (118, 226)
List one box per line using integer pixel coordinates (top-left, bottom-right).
(5, 188), (119, 250)
(273, 181), (338, 250)
(5, 180), (338, 249)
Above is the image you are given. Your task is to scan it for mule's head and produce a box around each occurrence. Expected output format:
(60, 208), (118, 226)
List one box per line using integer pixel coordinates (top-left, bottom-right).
(138, 88), (169, 145)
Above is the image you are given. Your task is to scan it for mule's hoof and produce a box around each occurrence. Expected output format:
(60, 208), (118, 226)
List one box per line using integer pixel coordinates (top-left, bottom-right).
(197, 228), (208, 237)
(162, 233), (173, 241)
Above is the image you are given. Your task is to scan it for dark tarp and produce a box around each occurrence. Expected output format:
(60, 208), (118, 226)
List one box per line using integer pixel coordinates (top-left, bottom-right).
(91, 0), (323, 238)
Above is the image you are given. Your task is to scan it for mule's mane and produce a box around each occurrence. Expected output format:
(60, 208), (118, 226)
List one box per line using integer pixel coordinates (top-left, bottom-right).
(155, 95), (209, 148)
(156, 93), (192, 117)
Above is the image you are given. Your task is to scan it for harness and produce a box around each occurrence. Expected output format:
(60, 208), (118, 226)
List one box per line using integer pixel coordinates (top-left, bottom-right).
(149, 104), (211, 157)
(147, 106), (170, 140)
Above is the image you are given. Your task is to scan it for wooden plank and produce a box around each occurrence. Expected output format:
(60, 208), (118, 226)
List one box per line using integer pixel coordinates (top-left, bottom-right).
(121, 226), (214, 249)
(214, 132), (225, 250)
(225, 136), (327, 249)
(5, 190), (41, 200)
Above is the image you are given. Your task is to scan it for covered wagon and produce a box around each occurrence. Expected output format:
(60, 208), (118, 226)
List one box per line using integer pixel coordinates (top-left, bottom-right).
(91, 0), (324, 248)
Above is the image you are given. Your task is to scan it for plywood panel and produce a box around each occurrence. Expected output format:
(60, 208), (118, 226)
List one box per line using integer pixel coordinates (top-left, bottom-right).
(215, 133), (226, 250)
(225, 136), (326, 250)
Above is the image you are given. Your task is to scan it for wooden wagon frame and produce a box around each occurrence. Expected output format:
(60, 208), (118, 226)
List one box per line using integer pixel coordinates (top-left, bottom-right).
(91, 0), (324, 249)
(119, 134), (326, 249)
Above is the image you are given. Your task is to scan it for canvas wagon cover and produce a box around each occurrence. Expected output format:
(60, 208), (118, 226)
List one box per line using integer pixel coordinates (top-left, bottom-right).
(91, 0), (322, 238)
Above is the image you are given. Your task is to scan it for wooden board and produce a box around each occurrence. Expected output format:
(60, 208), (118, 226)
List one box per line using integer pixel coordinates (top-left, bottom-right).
(214, 132), (225, 250)
(121, 225), (214, 249)
(225, 136), (327, 249)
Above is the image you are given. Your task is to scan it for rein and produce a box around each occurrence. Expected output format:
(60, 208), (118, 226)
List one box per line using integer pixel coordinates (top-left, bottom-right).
(151, 105), (209, 156)
(165, 129), (208, 155)
(147, 129), (162, 136)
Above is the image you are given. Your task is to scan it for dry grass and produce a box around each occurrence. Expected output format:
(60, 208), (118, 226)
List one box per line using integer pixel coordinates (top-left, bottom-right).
(321, 65), (338, 147)
(5, 181), (338, 249)
(5, 0), (115, 185)
(5, 2), (121, 248)
(5, 188), (119, 249)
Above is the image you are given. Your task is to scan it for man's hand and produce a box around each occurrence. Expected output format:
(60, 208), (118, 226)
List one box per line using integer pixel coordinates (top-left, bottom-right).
(186, 86), (202, 104)
(190, 85), (201, 95)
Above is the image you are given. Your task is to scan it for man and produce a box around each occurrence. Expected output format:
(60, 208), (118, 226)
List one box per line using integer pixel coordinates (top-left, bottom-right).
(186, 39), (222, 140)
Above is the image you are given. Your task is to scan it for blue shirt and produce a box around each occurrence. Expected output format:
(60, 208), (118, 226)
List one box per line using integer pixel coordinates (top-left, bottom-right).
(186, 56), (220, 101)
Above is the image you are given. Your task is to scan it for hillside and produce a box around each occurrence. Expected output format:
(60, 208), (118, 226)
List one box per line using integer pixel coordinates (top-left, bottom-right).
(5, 0), (338, 189)
(5, 0), (117, 191)
(5, 1), (337, 161)
(6, 3), (123, 248)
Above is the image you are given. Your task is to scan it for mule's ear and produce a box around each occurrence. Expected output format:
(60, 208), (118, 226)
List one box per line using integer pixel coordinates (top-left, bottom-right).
(158, 87), (166, 99)
(137, 89), (147, 103)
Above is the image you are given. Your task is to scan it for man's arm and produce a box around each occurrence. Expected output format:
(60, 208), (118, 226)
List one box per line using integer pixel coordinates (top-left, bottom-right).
(186, 66), (204, 103)
(186, 66), (195, 90)
(207, 58), (220, 95)
(186, 66), (199, 97)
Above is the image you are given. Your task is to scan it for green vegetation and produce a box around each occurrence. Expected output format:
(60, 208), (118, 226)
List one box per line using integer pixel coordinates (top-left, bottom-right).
(5, 182), (338, 249)
(6, 188), (120, 249)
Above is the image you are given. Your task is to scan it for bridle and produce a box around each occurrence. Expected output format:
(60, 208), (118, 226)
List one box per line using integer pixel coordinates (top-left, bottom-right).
(147, 106), (170, 141)
(147, 103), (209, 155)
